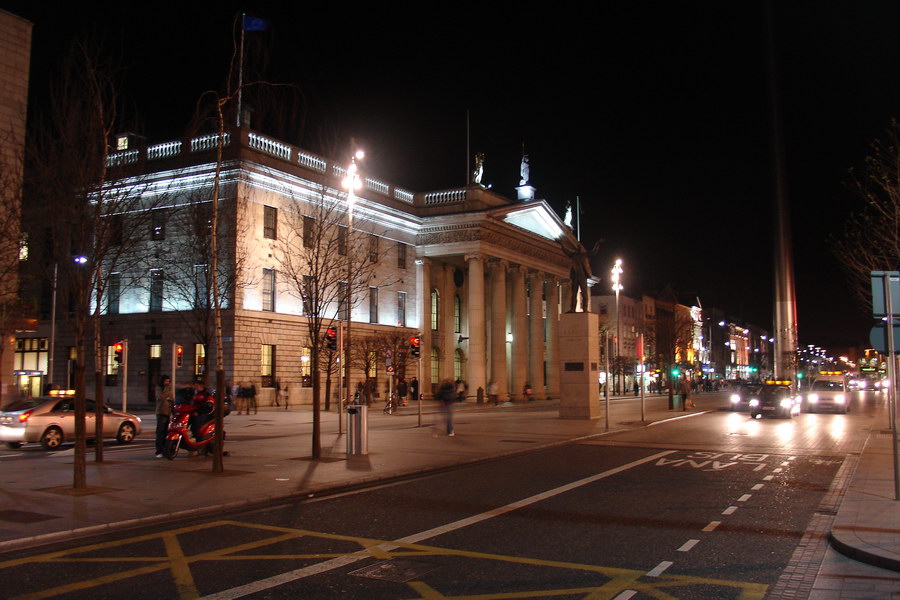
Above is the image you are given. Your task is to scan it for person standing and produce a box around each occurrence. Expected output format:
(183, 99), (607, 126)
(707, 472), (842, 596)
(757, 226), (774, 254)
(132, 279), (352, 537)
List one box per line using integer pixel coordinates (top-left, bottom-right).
(397, 378), (408, 406)
(249, 381), (258, 414)
(436, 380), (455, 436)
(154, 375), (173, 458)
(409, 376), (419, 402)
(488, 380), (499, 405)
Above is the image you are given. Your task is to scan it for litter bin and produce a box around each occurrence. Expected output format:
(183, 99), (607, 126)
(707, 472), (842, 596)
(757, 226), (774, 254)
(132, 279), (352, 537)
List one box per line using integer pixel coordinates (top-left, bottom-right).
(346, 404), (368, 455)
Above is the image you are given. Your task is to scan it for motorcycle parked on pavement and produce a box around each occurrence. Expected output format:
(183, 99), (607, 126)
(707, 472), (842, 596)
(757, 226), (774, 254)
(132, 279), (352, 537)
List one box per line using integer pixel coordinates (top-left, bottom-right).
(163, 390), (228, 459)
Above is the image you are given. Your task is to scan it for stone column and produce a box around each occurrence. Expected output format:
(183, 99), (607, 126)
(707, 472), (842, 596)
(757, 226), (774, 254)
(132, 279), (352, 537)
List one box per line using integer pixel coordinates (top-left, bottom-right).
(489, 259), (508, 403)
(466, 254), (486, 399)
(441, 263), (456, 383)
(415, 258), (431, 395)
(528, 270), (546, 399)
(546, 276), (561, 399)
(510, 264), (528, 400)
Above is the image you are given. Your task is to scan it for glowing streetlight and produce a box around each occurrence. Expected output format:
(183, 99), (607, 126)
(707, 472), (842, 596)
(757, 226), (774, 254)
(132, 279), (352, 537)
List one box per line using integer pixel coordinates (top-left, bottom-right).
(341, 149), (364, 411)
(611, 259), (623, 393)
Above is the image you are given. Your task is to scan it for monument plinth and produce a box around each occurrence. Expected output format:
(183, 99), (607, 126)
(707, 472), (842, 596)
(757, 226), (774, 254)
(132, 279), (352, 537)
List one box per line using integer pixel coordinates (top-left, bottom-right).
(558, 311), (601, 419)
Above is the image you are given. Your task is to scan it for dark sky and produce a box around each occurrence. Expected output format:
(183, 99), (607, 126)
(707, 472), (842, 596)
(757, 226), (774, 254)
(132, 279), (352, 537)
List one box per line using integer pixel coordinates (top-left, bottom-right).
(8, 1), (897, 350)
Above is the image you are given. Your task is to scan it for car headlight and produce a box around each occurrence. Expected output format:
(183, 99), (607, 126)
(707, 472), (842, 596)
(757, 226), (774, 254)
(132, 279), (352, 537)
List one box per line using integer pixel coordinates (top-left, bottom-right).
(730, 394), (740, 404)
(749, 399), (759, 407)
(780, 398), (792, 408)
(835, 394), (845, 404)
(808, 393), (819, 403)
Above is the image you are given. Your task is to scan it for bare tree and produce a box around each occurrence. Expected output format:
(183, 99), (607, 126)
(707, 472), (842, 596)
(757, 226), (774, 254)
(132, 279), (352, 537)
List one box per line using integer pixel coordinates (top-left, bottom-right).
(834, 119), (900, 308)
(274, 184), (387, 459)
(25, 41), (151, 485)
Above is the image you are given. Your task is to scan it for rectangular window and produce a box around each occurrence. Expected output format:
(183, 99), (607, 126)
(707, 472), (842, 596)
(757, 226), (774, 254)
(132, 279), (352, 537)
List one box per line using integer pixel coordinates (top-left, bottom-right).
(261, 344), (275, 387)
(300, 346), (312, 383)
(106, 344), (119, 376)
(264, 206), (277, 239)
(368, 235), (378, 263)
(366, 351), (377, 379)
(262, 268), (276, 312)
(303, 215), (315, 248)
(195, 204), (212, 236)
(108, 214), (124, 246)
(194, 264), (209, 308)
(397, 242), (407, 269)
(454, 295), (462, 333)
(302, 274), (314, 316)
(107, 273), (120, 315)
(369, 286), (378, 323)
(151, 209), (166, 240)
(430, 290), (439, 331)
(337, 226), (347, 256)
(338, 281), (348, 320)
(149, 269), (164, 312)
(397, 291), (407, 327)
(195, 344), (205, 376)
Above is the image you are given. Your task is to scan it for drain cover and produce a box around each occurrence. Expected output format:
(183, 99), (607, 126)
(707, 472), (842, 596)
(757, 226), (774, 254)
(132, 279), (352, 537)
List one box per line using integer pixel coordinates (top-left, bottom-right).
(349, 559), (438, 583)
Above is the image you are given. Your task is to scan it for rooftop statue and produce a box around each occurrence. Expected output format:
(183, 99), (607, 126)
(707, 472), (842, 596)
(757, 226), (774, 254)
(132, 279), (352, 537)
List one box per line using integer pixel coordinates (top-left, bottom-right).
(519, 154), (530, 186)
(471, 152), (485, 185)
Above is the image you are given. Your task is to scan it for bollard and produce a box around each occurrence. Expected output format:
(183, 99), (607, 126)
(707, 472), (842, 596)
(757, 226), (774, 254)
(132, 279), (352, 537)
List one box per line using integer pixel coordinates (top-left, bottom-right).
(346, 404), (368, 455)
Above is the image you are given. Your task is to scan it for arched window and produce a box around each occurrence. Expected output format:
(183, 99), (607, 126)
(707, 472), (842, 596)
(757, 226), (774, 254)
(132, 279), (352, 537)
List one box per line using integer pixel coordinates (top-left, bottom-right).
(453, 294), (462, 333)
(454, 348), (465, 381)
(430, 289), (440, 330)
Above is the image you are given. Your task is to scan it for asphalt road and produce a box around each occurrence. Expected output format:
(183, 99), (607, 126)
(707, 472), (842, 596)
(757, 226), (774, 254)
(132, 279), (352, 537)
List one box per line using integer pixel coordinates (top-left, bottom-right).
(0, 391), (878, 600)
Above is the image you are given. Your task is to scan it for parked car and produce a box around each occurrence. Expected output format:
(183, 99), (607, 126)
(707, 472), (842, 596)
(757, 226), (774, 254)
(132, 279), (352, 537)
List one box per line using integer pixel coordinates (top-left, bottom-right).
(749, 382), (801, 419)
(0, 392), (142, 450)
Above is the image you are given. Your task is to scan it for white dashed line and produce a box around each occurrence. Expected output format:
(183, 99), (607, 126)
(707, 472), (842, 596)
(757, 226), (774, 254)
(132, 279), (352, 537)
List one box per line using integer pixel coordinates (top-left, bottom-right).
(722, 506), (738, 515)
(678, 539), (700, 552)
(763, 475), (774, 481)
(702, 521), (721, 532)
(613, 592), (637, 600)
(737, 494), (752, 502)
(646, 561), (673, 577)
(752, 484), (764, 490)
(772, 467), (783, 473)
(753, 464), (766, 471)
(781, 461), (790, 466)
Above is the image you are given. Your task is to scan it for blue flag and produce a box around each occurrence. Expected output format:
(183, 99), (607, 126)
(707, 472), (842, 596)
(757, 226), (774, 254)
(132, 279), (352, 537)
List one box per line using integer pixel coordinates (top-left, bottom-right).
(242, 16), (269, 31)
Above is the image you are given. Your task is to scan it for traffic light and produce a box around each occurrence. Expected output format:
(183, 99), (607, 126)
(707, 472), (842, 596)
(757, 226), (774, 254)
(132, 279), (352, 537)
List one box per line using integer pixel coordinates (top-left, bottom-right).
(113, 342), (124, 365)
(325, 327), (337, 351)
(670, 366), (680, 377)
(176, 345), (184, 368)
(409, 335), (421, 359)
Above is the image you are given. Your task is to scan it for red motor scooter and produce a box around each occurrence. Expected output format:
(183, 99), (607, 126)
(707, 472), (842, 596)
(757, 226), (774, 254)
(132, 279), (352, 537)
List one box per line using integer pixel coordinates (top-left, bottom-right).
(163, 397), (225, 459)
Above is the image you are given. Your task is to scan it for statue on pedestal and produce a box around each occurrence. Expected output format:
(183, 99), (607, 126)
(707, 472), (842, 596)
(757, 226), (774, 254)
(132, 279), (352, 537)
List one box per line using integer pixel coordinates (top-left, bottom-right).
(561, 238), (603, 313)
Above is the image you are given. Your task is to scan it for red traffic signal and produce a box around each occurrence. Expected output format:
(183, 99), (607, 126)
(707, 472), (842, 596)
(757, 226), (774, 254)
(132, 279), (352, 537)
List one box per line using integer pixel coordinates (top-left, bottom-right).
(409, 335), (421, 358)
(176, 345), (184, 368)
(325, 327), (338, 351)
(113, 342), (124, 365)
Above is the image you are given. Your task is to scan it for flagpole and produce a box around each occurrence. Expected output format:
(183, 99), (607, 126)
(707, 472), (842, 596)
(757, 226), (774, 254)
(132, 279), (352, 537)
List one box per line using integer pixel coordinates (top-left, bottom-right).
(236, 13), (246, 127)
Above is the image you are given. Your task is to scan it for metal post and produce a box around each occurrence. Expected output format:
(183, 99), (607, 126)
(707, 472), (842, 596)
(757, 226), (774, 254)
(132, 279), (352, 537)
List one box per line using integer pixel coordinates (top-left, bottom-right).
(640, 333), (645, 422)
(121, 339), (129, 413)
(417, 353), (423, 427)
(337, 322), (343, 435)
(884, 276), (899, 500)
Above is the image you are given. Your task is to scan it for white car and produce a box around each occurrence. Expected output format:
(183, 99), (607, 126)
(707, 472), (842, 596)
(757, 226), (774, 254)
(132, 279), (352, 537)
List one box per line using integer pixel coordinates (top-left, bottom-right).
(804, 378), (849, 414)
(0, 394), (142, 450)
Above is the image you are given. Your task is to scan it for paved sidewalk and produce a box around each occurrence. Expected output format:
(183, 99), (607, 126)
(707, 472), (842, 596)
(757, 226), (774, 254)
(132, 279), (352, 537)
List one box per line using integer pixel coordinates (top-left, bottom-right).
(0, 390), (897, 590)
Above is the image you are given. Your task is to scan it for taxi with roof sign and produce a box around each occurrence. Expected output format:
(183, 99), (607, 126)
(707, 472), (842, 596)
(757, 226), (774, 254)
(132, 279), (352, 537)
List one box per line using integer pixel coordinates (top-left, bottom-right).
(748, 379), (801, 419)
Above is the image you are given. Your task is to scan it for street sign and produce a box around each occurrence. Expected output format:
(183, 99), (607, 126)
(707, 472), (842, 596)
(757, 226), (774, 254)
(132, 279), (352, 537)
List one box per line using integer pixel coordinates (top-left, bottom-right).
(871, 271), (900, 317)
(869, 323), (900, 354)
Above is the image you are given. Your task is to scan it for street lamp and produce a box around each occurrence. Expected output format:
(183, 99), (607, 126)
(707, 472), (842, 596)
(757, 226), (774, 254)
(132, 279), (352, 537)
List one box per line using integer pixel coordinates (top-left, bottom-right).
(611, 259), (623, 393)
(341, 149), (364, 412)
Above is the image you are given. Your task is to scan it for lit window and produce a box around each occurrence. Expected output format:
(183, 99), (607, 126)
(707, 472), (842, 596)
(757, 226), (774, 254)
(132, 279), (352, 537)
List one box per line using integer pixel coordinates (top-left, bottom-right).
(264, 206), (277, 239)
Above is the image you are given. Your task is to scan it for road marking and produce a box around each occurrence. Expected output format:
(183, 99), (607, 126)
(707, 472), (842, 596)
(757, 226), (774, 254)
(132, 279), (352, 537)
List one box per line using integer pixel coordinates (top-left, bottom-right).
(199, 451), (678, 599)
(722, 506), (738, 515)
(772, 467), (783, 473)
(753, 463), (766, 471)
(702, 521), (721, 532)
(763, 475), (774, 481)
(613, 591), (637, 599)
(677, 539), (700, 552)
(646, 561), (673, 577)
(752, 484), (764, 490)
(738, 494), (751, 502)
(781, 461), (790, 466)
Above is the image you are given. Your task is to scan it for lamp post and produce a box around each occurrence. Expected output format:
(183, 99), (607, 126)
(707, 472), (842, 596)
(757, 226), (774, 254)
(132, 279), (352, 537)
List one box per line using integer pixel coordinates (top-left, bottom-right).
(611, 259), (623, 394)
(341, 150), (364, 418)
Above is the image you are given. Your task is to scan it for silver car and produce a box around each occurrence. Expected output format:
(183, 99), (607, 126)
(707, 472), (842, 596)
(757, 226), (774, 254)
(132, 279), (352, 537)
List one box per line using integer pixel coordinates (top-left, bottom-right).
(0, 394), (142, 450)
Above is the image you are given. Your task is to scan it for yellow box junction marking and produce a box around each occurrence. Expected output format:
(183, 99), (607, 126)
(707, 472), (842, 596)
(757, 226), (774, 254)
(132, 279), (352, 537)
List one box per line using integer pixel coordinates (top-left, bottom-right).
(0, 520), (768, 600)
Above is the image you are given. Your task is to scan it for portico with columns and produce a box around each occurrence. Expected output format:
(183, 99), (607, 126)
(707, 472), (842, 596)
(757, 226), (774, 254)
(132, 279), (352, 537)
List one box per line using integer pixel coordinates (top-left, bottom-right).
(414, 189), (576, 402)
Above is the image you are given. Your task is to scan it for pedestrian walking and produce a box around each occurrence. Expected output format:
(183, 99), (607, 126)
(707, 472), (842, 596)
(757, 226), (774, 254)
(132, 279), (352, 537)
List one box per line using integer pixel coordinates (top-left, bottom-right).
(249, 381), (258, 414)
(523, 382), (533, 401)
(272, 379), (281, 407)
(409, 376), (419, 402)
(455, 379), (466, 402)
(154, 375), (173, 458)
(681, 377), (694, 409)
(281, 384), (289, 410)
(397, 378), (408, 406)
(435, 380), (455, 436)
(488, 380), (499, 405)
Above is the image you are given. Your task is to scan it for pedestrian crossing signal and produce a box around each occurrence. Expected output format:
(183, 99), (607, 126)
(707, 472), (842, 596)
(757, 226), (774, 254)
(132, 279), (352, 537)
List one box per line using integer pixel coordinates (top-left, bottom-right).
(325, 327), (337, 351)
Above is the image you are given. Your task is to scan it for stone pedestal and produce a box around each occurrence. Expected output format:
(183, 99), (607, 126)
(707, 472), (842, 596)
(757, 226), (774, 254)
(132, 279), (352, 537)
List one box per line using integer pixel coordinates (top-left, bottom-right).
(558, 312), (601, 419)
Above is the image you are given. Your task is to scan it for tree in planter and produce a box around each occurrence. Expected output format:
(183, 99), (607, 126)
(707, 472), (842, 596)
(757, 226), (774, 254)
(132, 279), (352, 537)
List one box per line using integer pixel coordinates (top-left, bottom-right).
(274, 183), (388, 459)
(25, 41), (152, 483)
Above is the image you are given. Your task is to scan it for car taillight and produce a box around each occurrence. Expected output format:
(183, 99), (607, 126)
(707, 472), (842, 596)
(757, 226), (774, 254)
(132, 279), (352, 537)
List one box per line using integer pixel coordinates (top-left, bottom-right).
(18, 409), (33, 423)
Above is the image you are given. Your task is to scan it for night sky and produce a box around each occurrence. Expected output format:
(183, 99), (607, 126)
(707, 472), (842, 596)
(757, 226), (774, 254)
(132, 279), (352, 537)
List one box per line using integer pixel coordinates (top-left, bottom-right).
(7, 1), (898, 350)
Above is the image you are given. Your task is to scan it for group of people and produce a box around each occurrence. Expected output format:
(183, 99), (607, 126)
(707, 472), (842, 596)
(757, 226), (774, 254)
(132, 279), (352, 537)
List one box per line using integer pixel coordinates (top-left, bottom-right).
(228, 381), (258, 415)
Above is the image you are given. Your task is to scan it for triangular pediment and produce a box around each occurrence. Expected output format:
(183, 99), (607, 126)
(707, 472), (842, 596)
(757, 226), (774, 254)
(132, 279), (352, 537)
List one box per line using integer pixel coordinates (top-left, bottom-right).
(493, 200), (568, 241)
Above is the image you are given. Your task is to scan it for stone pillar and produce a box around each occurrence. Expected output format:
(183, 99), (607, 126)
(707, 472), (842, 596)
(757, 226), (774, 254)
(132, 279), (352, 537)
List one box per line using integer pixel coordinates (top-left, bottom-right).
(559, 312), (601, 419)
(466, 254), (486, 399)
(510, 264), (528, 400)
(441, 263), (456, 383)
(528, 270), (546, 399)
(489, 259), (508, 403)
(546, 276), (561, 399)
(415, 258), (431, 396)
